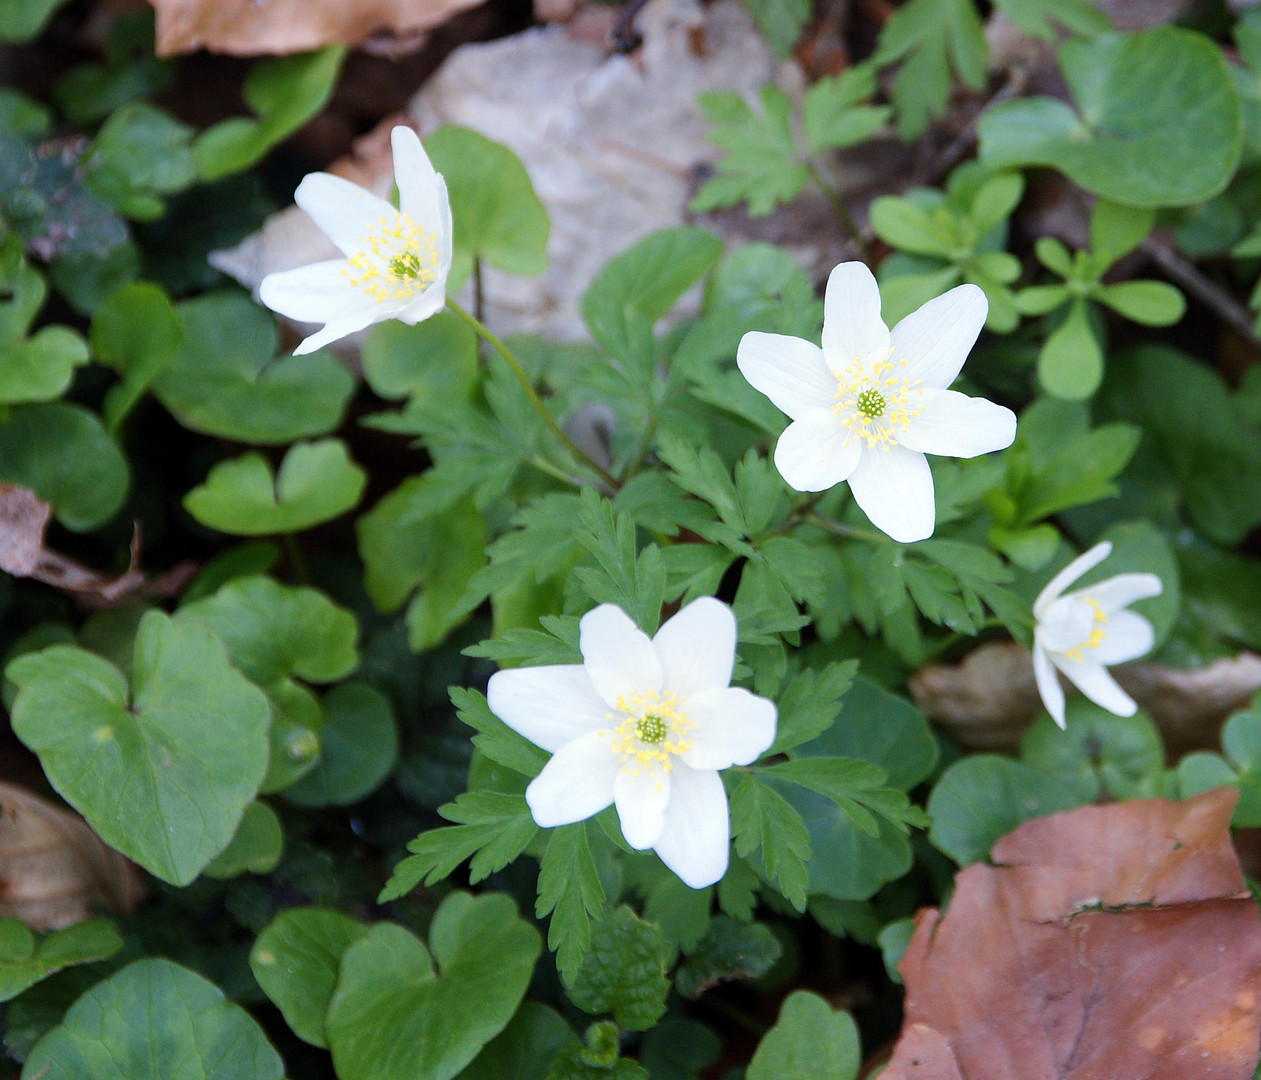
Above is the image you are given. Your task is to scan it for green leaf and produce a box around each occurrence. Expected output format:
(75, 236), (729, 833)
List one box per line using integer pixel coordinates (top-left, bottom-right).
(361, 310), (479, 402)
(873, 0), (987, 140)
(747, 990), (860, 1080)
(1095, 280), (1186, 326)
(153, 292), (354, 444)
(537, 823), (607, 984)
(927, 753), (1085, 865)
(178, 574), (357, 685)
(202, 800), (283, 878)
(90, 281), (181, 429)
(979, 28), (1241, 207)
(0, 403), (128, 531)
(286, 682), (399, 807)
(1089, 199), (1153, 265)
(656, 432), (747, 535)
(83, 102), (196, 220)
(869, 197), (958, 257)
(690, 87), (807, 217)
(0, 245), (89, 405)
(23, 958), (284, 1080)
(326, 892), (542, 1080)
(639, 1019), (722, 1080)
(572, 488), (665, 633)
(740, 0), (810, 57)
(674, 916), (781, 998)
(7, 611), (271, 885)
(379, 789), (538, 900)
(764, 757), (927, 836)
(458, 1002), (577, 1080)
(802, 66), (892, 152)
(454, 686), (550, 777)
(568, 906), (668, 1030)
(730, 775), (811, 910)
(424, 126), (549, 282)
(0, 919), (122, 1003)
(770, 661), (858, 756)
(407, 499), (486, 651)
(184, 439), (367, 536)
(250, 907), (368, 1049)
(546, 1022), (648, 1080)
(1020, 702), (1164, 802)
(192, 47), (346, 181)
(0, 0), (72, 42)
(992, 0), (1106, 39)
(1038, 298), (1103, 400)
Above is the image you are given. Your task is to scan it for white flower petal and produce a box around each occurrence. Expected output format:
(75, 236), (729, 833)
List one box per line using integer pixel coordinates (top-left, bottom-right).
(736, 332), (836, 421)
(436, 174), (454, 273)
(1033, 644), (1066, 729)
(680, 687), (776, 770)
(773, 410), (863, 492)
(294, 172), (397, 258)
(525, 731), (619, 827)
(846, 443), (935, 543)
(896, 389), (1017, 460)
(650, 762), (729, 890)
(653, 597), (736, 697)
(293, 304), (401, 355)
(1085, 573), (1164, 615)
(486, 664), (609, 753)
(1054, 656), (1138, 718)
(579, 604), (663, 707)
(1033, 542), (1113, 618)
(396, 286), (447, 326)
(258, 260), (368, 324)
(889, 283), (987, 389)
(1035, 596), (1095, 654)
(392, 126), (446, 235)
(614, 768), (670, 850)
(1090, 610), (1155, 666)
(821, 262), (890, 370)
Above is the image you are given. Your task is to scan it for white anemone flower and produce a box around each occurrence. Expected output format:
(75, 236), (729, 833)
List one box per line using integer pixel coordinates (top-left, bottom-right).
(1032, 541), (1163, 730)
(486, 597), (776, 889)
(736, 261), (1017, 543)
(259, 125), (452, 355)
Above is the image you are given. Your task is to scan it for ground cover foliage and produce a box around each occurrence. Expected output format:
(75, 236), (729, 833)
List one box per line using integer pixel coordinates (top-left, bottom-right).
(2, 0), (1261, 1076)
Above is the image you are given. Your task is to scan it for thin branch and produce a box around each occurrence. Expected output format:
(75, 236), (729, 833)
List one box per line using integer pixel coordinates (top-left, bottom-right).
(1140, 236), (1261, 348)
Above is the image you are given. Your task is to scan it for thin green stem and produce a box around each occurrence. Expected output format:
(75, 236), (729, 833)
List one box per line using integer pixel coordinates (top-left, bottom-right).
(472, 256), (485, 323)
(280, 532), (310, 584)
(805, 160), (866, 255)
(619, 413), (658, 485)
(804, 509), (885, 544)
(445, 298), (620, 491)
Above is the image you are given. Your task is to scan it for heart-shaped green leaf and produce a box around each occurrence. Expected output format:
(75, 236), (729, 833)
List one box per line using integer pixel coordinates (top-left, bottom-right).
(8, 611), (271, 885)
(326, 891), (542, 1080)
(747, 991), (860, 1080)
(0, 919), (122, 1003)
(284, 681), (398, 807)
(202, 800), (283, 879)
(90, 281), (182, 430)
(23, 958), (284, 1080)
(979, 27), (1240, 207)
(0, 403), (128, 531)
(153, 292), (354, 444)
(184, 439), (366, 536)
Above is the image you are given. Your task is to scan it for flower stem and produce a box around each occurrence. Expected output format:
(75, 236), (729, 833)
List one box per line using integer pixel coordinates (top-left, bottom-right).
(804, 509), (885, 543)
(445, 298), (620, 490)
(805, 160), (867, 256)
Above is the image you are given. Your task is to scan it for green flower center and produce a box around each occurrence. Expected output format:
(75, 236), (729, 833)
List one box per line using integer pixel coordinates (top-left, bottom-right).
(856, 388), (886, 418)
(389, 251), (423, 279)
(635, 714), (669, 745)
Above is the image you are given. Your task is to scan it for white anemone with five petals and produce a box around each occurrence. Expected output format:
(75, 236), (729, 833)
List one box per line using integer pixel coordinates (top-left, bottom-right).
(1032, 540), (1163, 729)
(737, 261), (1017, 543)
(486, 598), (776, 890)
(259, 125), (452, 355)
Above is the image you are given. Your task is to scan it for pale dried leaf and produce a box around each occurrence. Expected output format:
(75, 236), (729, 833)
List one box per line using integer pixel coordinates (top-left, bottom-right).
(0, 782), (143, 932)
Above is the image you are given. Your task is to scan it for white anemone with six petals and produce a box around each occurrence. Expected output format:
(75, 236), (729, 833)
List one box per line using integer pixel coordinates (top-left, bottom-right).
(737, 261), (1017, 543)
(486, 597), (776, 889)
(1032, 540), (1163, 730)
(259, 125), (452, 355)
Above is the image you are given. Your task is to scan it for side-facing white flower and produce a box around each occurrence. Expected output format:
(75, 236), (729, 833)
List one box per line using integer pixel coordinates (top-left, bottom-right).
(486, 597), (776, 889)
(1032, 541), (1163, 729)
(259, 125), (452, 355)
(737, 261), (1016, 543)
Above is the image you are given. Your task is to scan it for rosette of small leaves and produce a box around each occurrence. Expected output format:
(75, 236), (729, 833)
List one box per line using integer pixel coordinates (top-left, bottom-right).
(869, 164), (1024, 331)
(1015, 199), (1186, 400)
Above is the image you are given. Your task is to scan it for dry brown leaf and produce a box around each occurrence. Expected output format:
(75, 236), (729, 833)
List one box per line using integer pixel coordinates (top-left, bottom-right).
(909, 639), (1261, 755)
(0, 782), (143, 932)
(149, 0), (484, 56)
(0, 484), (197, 608)
(883, 789), (1261, 1080)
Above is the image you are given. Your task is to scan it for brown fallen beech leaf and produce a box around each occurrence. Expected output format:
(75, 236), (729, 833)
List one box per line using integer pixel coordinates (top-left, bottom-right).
(0, 484), (196, 608)
(909, 639), (1261, 756)
(883, 789), (1261, 1080)
(0, 782), (143, 932)
(149, 0), (484, 56)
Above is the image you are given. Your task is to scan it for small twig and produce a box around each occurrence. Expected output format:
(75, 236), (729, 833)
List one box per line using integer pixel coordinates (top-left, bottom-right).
(472, 256), (485, 324)
(1140, 236), (1261, 348)
(804, 160), (871, 260)
(609, 0), (651, 52)
(914, 66), (1028, 189)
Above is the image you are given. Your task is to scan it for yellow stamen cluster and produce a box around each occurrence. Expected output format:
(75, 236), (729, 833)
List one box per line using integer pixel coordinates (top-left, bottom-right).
(342, 211), (439, 303)
(1063, 597), (1108, 662)
(831, 352), (923, 450)
(599, 689), (695, 787)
